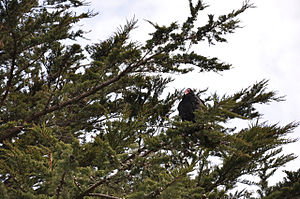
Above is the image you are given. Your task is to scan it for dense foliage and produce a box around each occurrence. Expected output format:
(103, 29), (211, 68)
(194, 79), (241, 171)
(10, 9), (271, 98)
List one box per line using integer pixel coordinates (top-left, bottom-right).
(0, 0), (298, 198)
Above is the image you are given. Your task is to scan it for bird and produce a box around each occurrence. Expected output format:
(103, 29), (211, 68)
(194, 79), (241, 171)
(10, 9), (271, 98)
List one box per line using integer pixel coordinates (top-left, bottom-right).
(177, 88), (205, 122)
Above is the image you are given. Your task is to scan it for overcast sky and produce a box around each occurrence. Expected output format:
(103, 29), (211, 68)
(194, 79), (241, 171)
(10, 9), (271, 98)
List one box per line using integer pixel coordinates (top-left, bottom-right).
(77, 0), (300, 185)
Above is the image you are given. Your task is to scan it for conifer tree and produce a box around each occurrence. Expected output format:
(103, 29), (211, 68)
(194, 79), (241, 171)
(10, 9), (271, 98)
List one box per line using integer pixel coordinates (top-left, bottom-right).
(0, 0), (298, 198)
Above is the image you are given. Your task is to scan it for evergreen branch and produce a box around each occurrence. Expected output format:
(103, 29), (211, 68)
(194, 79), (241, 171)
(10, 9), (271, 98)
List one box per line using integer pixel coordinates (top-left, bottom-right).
(28, 53), (151, 120)
(73, 176), (83, 191)
(0, 53), (147, 142)
(56, 172), (66, 199)
(76, 141), (166, 199)
(145, 160), (197, 198)
(76, 149), (151, 199)
(88, 193), (122, 199)
(146, 175), (182, 198)
(0, 32), (17, 108)
(8, 175), (26, 193)
(190, 1), (253, 45)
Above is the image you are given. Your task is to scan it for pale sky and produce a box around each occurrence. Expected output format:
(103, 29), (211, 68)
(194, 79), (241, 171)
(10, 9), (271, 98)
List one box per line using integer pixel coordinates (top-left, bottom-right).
(77, 0), (300, 186)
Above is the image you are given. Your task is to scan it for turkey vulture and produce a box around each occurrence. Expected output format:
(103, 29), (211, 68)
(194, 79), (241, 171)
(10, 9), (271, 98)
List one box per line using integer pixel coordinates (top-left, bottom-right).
(177, 88), (205, 122)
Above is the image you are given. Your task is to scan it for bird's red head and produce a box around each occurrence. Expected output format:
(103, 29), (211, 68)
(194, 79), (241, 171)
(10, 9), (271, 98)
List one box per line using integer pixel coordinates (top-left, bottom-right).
(185, 88), (191, 95)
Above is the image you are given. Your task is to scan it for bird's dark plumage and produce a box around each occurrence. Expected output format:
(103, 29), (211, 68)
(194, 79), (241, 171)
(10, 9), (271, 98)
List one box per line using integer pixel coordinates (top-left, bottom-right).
(178, 88), (205, 122)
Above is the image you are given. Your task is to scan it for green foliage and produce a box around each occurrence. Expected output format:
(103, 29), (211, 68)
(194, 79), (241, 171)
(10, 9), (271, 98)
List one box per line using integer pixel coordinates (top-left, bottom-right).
(0, 0), (298, 199)
(263, 169), (300, 199)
